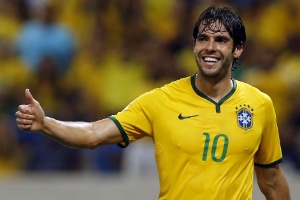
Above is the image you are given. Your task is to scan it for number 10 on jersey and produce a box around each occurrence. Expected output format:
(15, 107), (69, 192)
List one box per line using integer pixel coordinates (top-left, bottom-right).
(202, 133), (229, 162)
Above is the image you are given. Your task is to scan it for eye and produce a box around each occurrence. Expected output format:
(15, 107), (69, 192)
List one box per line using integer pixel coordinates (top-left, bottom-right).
(198, 37), (206, 41)
(216, 36), (229, 43)
(196, 34), (207, 42)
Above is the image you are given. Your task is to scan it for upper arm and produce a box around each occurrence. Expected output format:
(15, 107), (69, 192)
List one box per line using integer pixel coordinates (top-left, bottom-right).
(91, 118), (123, 147)
(254, 95), (282, 166)
(255, 165), (291, 200)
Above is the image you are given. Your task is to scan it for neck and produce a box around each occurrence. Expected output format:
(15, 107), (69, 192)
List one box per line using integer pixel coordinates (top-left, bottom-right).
(195, 73), (233, 103)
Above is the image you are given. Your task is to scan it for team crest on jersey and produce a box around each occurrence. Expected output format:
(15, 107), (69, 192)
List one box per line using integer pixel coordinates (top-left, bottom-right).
(236, 105), (254, 131)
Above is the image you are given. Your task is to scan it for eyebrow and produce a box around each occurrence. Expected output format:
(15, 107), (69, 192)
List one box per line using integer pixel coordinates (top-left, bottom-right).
(199, 28), (228, 34)
(215, 35), (231, 41)
(197, 32), (231, 40)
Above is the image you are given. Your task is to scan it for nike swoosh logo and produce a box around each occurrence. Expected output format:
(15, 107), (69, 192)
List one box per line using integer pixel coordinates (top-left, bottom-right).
(178, 113), (199, 120)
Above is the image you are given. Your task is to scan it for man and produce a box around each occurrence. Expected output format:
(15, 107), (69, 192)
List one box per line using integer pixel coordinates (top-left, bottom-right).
(16, 6), (290, 200)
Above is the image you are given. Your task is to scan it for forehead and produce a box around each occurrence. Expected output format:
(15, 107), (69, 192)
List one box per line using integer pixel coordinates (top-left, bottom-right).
(198, 20), (229, 35)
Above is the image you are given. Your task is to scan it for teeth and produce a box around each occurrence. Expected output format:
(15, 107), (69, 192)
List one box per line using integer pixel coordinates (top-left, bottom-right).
(204, 57), (218, 62)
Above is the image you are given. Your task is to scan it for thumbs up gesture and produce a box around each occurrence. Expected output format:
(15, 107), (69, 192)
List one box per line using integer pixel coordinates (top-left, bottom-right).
(16, 89), (45, 132)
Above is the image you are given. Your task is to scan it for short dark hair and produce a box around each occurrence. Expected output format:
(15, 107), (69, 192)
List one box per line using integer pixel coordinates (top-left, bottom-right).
(192, 6), (246, 49)
(192, 6), (246, 70)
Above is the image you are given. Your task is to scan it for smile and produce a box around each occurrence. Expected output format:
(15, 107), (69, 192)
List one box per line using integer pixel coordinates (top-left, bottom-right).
(202, 56), (220, 66)
(203, 57), (220, 63)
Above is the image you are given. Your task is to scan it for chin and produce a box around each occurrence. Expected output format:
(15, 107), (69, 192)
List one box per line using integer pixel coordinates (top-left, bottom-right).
(200, 68), (221, 77)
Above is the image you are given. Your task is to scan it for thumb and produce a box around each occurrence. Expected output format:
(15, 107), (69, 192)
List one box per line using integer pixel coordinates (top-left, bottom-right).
(25, 89), (36, 104)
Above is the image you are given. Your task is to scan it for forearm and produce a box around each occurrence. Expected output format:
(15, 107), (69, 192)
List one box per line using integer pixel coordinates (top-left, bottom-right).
(262, 180), (291, 200)
(262, 174), (290, 200)
(16, 89), (123, 148)
(256, 166), (291, 200)
(40, 116), (100, 149)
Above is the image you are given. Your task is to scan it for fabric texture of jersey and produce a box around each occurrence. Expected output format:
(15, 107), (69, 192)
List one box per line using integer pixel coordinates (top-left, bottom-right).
(109, 74), (282, 200)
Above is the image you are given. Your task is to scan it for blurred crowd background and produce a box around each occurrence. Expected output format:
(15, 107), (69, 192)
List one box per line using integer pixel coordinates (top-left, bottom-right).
(0, 0), (299, 175)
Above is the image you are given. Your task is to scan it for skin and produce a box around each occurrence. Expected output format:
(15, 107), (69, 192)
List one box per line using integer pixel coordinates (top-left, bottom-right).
(255, 165), (291, 200)
(15, 20), (290, 200)
(16, 89), (123, 149)
(193, 21), (243, 103)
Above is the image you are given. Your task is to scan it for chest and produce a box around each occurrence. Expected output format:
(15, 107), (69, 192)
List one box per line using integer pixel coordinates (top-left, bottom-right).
(153, 100), (264, 160)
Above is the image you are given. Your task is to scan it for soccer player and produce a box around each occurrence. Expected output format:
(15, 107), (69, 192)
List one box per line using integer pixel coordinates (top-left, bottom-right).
(16, 6), (290, 200)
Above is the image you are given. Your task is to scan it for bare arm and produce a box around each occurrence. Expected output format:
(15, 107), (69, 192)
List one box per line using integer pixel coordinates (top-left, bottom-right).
(255, 165), (291, 200)
(16, 89), (123, 149)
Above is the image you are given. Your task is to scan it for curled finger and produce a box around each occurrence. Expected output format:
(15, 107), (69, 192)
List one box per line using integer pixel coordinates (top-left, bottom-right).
(16, 117), (34, 126)
(15, 111), (35, 120)
(17, 124), (32, 131)
(18, 105), (33, 114)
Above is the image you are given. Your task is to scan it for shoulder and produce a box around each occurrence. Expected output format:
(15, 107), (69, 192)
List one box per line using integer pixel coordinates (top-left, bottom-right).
(132, 76), (192, 107)
(235, 79), (273, 104)
(235, 79), (277, 117)
(158, 76), (192, 96)
(140, 76), (191, 97)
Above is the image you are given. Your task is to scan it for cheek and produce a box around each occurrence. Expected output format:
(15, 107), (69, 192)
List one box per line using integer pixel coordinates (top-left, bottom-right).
(193, 48), (200, 59)
(219, 47), (234, 60)
(193, 45), (199, 53)
(194, 48), (204, 60)
(193, 42), (203, 53)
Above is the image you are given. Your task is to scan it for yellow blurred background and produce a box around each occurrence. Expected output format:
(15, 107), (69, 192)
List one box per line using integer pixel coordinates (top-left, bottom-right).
(0, 0), (299, 199)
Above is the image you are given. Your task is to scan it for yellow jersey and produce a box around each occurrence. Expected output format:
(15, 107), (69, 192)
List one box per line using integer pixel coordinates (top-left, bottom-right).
(109, 74), (282, 200)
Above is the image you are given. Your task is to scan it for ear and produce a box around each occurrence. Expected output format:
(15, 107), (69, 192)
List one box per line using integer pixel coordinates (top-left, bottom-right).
(233, 43), (244, 59)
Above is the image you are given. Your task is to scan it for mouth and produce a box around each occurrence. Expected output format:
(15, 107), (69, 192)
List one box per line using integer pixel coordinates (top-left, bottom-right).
(202, 56), (220, 66)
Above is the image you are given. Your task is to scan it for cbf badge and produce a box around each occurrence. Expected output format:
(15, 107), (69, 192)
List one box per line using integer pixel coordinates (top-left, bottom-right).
(236, 105), (253, 130)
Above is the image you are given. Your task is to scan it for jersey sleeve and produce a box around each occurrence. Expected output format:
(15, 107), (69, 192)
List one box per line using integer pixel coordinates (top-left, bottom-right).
(254, 95), (283, 167)
(109, 89), (160, 147)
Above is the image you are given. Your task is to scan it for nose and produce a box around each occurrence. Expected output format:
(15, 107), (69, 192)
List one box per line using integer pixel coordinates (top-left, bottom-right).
(206, 39), (216, 51)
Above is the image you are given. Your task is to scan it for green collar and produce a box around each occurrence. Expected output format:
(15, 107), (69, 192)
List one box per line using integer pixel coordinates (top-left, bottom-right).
(190, 74), (237, 113)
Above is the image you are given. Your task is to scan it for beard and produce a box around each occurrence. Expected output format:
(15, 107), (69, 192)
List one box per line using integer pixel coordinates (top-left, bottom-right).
(195, 56), (232, 82)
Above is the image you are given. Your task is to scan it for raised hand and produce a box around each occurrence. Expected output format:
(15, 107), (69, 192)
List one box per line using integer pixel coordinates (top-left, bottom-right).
(15, 89), (45, 132)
